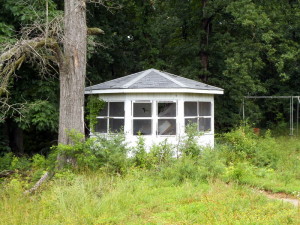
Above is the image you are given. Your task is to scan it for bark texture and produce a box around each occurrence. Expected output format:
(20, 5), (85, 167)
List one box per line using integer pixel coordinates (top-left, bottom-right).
(7, 119), (24, 155)
(58, 0), (87, 145)
(199, 0), (211, 82)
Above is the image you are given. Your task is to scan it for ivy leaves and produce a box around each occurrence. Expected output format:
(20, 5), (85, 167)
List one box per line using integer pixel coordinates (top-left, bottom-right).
(86, 96), (105, 132)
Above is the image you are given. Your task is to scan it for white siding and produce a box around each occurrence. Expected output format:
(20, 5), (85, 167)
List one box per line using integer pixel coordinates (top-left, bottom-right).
(92, 93), (215, 149)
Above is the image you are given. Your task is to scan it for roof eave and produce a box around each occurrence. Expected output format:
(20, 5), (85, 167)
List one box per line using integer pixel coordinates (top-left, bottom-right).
(84, 88), (224, 95)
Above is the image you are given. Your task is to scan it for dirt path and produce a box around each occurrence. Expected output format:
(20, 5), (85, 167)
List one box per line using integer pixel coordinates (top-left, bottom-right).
(258, 190), (299, 207)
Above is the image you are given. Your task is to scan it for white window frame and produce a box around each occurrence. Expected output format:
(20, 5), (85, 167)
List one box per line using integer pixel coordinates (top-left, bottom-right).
(96, 101), (125, 133)
(156, 101), (177, 136)
(184, 101), (212, 133)
(132, 100), (153, 136)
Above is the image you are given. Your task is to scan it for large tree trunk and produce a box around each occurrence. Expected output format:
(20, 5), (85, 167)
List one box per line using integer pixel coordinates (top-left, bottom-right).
(199, 0), (211, 82)
(7, 119), (24, 156)
(58, 0), (87, 145)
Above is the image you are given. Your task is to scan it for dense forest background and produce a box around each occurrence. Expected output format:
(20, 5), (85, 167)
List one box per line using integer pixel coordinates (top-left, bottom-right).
(1, 0), (300, 155)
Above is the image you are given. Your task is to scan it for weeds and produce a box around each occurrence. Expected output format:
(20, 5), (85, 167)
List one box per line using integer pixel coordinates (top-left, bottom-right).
(0, 126), (300, 224)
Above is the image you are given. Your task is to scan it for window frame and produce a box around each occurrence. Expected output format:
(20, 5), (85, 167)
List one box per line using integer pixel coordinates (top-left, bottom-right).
(132, 101), (153, 136)
(184, 101), (212, 133)
(157, 101), (177, 136)
(95, 101), (125, 133)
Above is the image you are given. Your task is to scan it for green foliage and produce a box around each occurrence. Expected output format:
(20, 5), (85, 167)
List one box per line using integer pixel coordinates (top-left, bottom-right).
(15, 100), (59, 132)
(223, 161), (255, 184)
(147, 139), (174, 168)
(180, 123), (203, 157)
(0, 152), (31, 172)
(53, 130), (129, 174)
(86, 96), (105, 132)
(1, 0), (61, 24)
(31, 154), (47, 170)
(0, 126), (300, 225)
(89, 133), (129, 174)
(0, 171), (299, 224)
(160, 157), (203, 184)
(0, 152), (14, 171)
(131, 135), (148, 168)
(10, 155), (31, 171)
(219, 126), (279, 168)
(197, 148), (225, 180)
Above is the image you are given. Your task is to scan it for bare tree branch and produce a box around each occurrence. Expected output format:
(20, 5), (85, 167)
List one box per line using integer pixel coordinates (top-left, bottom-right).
(0, 98), (26, 122)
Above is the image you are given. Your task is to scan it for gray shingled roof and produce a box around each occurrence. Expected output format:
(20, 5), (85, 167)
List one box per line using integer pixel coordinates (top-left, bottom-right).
(85, 68), (223, 92)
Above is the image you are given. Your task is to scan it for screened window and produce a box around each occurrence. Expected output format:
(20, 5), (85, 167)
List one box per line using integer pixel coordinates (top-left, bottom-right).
(133, 102), (152, 135)
(184, 102), (211, 132)
(157, 102), (176, 135)
(95, 102), (124, 133)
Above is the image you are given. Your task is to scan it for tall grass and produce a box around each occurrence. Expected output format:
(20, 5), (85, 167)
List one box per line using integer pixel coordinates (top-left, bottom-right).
(217, 127), (300, 194)
(0, 170), (299, 225)
(0, 126), (300, 224)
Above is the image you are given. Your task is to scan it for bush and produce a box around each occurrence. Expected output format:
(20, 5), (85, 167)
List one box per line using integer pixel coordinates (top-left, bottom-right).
(31, 154), (47, 170)
(147, 139), (174, 168)
(160, 157), (202, 184)
(131, 135), (148, 168)
(197, 148), (225, 180)
(180, 123), (203, 158)
(0, 152), (14, 171)
(223, 162), (256, 184)
(0, 152), (31, 172)
(219, 126), (280, 168)
(53, 130), (130, 174)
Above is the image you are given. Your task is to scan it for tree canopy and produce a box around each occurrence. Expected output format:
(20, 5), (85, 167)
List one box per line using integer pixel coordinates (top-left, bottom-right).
(1, 0), (300, 155)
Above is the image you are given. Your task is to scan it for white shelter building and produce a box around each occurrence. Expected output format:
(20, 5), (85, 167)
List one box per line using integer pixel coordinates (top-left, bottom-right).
(85, 69), (223, 147)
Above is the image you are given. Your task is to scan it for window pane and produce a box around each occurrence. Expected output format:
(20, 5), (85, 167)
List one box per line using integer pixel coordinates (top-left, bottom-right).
(110, 102), (124, 117)
(199, 118), (211, 132)
(184, 102), (197, 116)
(133, 120), (152, 135)
(158, 119), (176, 135)
(199, 102), (211, 116)
(95, 118), (107, 133)
(133, 103), (152, 117)
(99, 103), (108, 116)
(185, 118), (197, 127)
(158, 103), (176, 117)
(109, 119), (124, 133)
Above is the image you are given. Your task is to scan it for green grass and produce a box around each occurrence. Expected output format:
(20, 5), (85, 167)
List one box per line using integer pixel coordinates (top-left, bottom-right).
(217, 129), (300, 195)
(1, 129), (300, 224)
(0, 170), (299, 225)
(242, 136), (300, 194)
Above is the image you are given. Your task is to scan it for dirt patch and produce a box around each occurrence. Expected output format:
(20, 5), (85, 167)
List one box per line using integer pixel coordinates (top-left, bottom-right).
(257, 190), (299, 207)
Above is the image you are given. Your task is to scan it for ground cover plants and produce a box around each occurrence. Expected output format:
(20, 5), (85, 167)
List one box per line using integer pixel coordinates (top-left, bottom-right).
(0, 126), (299, 224)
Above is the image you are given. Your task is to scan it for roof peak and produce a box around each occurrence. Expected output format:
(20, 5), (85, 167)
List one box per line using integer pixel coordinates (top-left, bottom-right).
(123, 69), (187, 88)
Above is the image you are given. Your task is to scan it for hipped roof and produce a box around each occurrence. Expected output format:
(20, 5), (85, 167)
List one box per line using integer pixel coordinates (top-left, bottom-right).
(85, 69), (223, 95)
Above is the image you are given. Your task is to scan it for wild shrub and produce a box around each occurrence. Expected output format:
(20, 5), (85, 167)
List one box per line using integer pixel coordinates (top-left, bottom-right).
(180, 123), (203, 157)
(131, 135), (149, 168)
(159, 156), (202, 184)
(197, 148), (225, 180)
(219, 126), (279, 168)
(53, 130), (130, 174)
(10, 155), (31, 171)
(220, 126), (257, 163)
(92, 133), (129, 174)
(0, 152), (14, 171)
(148, 139), (174, 168)
(31, 154), (47, 170)
(223, 162), (256, 184)
(252, 130), (279, 168)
